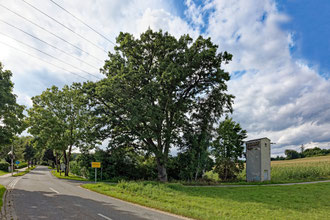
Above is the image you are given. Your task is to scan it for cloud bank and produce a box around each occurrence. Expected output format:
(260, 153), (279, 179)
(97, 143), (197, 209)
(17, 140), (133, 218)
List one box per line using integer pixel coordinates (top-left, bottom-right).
(0, 0), (329, 155)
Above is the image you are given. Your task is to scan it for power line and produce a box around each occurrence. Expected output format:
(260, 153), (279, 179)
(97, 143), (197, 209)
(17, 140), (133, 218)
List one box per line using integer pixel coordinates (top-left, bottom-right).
(21, 0), (108, 53)
(0, 40), (89, 80)
(48, 0), (116, 45)
(0, 19), (99, 70)
(0, 3), (103, 63)
(0, 32), (102, 80)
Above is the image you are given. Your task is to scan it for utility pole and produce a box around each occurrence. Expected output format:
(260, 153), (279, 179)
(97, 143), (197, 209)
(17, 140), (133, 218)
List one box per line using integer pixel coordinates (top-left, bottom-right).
(11, 144), (13, 176)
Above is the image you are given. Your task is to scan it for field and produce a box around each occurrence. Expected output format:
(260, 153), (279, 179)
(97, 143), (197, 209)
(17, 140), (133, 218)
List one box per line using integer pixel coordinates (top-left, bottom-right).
(206, 155), (330, 183)
(83, 181), (330, 220)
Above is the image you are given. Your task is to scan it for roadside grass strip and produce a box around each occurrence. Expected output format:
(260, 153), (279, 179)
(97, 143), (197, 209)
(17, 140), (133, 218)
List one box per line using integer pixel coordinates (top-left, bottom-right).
(82, 181), (330, 220)
(12, 166), (36, 177)
(0, 171), (9, 176)
(0, 184), (5, 207)
(51, 170), (88, 181)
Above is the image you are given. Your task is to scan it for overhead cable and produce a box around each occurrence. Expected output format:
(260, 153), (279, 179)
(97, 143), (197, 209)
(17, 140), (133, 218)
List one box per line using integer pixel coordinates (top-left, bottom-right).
(21, 0), (108, 53)
(0, 40), (89, 80)
(49, 0), (116, 45)
(0, 32), (102, 80)
(0, 19), (99, 70)
(0, 3), (103, 63)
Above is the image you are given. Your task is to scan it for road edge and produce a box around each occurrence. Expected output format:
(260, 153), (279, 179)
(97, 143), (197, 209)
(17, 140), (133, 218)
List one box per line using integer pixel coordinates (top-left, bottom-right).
(79, 185), (194, 220)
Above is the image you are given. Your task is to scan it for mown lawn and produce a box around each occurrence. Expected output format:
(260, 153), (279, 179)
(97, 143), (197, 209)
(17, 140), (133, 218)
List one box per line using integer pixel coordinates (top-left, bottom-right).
(51, 170), (87, 181)
(83, 181), (330, 220)
(0, 170), (8, 176)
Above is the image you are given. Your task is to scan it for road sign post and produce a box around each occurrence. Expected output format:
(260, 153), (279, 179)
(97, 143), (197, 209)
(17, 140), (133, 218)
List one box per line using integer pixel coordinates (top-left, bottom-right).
(91, 162), (101, 183)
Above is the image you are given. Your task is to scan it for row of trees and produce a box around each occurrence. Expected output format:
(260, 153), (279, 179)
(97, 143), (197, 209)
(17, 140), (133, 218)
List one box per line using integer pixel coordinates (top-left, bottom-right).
(284, 147), (330, 160)
(2, 30), (247, 182)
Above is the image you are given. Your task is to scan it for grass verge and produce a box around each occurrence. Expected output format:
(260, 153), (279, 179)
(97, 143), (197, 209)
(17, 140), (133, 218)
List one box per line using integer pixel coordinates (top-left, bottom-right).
(82, 181), (330, 220)
(0, 184), (5, 207)
(0, 170), (9, 176)
(51, 170), (88, 181)
(12, 166), (36, 177)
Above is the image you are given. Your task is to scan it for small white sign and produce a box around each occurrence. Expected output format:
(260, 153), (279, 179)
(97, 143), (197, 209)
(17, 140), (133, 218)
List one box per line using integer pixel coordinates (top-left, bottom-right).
(60, 163), (66, 171)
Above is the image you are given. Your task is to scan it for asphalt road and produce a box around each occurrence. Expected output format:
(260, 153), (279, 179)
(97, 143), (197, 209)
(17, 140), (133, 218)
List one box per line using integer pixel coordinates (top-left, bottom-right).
(0, 166), (186, 220)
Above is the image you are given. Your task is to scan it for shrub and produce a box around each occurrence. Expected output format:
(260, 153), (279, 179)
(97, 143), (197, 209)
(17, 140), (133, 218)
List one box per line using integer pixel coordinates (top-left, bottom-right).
(0, 162), (9, 171)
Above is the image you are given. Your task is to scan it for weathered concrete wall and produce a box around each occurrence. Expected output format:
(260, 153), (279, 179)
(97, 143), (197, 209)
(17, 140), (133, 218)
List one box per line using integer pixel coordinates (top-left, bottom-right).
(246, 138), (271, 182)
(260, 138), (271, 181)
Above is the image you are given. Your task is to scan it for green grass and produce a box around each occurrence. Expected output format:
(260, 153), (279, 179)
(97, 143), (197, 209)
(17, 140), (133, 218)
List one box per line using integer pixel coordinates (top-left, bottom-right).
(12, 166), (36, 177)
(0, 184), (5, 207)
(83, 181), (330, 220)
(0, 170), (9, 176)
(51, 170), (88, 181)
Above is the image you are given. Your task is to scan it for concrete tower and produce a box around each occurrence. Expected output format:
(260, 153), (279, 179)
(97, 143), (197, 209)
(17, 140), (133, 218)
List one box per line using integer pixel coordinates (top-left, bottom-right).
(246, 137), (271, 182)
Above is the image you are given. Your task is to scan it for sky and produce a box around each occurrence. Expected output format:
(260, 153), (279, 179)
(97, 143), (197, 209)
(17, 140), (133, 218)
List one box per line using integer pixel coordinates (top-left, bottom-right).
(0, 0), (329, 156)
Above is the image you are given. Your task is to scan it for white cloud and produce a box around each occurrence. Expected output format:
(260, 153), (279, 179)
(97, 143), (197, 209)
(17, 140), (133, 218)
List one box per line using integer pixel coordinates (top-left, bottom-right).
(205, 0), (330, 154)
(1, 0), (329, 155)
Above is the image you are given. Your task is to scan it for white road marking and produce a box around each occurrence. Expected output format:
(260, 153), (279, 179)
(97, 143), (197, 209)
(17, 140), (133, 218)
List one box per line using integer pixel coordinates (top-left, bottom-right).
(8, 177), (21, 189)
(49, 187), (60, 194)
(97, 213), (113, 220)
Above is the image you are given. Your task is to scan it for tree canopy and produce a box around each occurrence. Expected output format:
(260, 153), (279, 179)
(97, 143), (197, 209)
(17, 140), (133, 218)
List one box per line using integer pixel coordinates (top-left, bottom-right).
(84, 29), (234, 181)
(212, 117), (247, 181)
(28, 84), (95, 175)
(0, 62), (25, 146)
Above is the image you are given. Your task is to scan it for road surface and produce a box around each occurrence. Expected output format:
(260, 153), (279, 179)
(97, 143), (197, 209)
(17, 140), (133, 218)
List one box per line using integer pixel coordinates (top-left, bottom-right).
(0, 166), (186, 220)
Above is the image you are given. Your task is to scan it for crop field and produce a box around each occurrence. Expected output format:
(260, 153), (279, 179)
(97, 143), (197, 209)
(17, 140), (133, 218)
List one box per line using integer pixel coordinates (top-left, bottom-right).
(206, 155), (330, 183)
(270, 155), (330, 181)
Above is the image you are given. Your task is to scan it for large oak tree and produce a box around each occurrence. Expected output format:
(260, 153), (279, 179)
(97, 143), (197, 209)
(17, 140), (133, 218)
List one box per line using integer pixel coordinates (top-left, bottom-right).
(85, 29), (234, 182)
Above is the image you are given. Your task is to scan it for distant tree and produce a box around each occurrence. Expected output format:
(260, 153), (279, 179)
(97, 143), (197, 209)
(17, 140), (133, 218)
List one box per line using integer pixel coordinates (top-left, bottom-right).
(42, 148), (56, 168)
(212, 118), (247, 181)
(0, 62), (25, 146)
(28, 84), (96, 176)
(84, 29), (234, 182)
(284, 149), (301, 159)
(23, 140), (35, 168)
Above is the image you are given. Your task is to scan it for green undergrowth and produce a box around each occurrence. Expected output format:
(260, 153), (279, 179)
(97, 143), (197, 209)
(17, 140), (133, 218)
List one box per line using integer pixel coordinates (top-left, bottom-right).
(13, 166), (36, 177)
(83, 181), (330, 220)
(51, 170), (88, 181)
(0, 184), (5, 207)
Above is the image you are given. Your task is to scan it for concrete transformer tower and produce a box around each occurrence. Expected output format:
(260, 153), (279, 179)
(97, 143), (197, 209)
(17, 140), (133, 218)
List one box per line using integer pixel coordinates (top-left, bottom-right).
(246, 138), (271, 182)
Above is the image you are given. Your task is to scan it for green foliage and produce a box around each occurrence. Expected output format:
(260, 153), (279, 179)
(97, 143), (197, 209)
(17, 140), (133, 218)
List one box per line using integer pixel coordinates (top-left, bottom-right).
(28, 84), (96, 176)
(84, 29), (233, 181)
(83, 181), (330, 220)
(285, 149), (301, 159)
(0, 62), (25, 146)
(0, 161), (9, 171)
(212, 118), (247, 181)
(71, 147), (158, 181)
(16, 162), (28, 169)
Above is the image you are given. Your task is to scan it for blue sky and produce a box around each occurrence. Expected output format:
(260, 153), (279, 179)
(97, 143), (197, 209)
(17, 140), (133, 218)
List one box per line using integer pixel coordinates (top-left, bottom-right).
(277, 0), (330, 78)
(0, 0), (329, 155)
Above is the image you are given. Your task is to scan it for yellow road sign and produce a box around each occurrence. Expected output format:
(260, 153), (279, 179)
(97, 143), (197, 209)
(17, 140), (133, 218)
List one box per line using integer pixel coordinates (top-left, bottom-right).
(91, 162), (101, 168)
